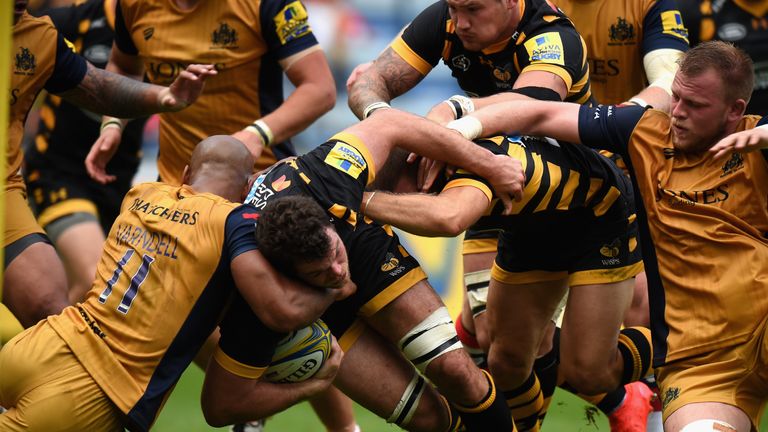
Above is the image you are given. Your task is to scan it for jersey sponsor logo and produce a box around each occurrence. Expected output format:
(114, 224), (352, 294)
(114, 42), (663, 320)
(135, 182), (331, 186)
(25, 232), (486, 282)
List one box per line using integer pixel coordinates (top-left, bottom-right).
(717, 23), (747, 41)
(608, 17), (635, 45)
(324, 142), (367, 179)
(143, 27), (154, 41)
(274, 1), (312, 45)
(493, 65), (513, 82)
(14, 47), (36, 75)
(524, 32), (564, 65)
(147, 61), (226, 84)
(720, 152), (744, 177)
(661, 11), (689, 42)
(211, 22), (239, 49)
(10, 88), (20, 105)
(655, 184), (730, 207)
(452, 54), (471, 71)
(271, 175), (292, 192)
(127, 198), (199, 225)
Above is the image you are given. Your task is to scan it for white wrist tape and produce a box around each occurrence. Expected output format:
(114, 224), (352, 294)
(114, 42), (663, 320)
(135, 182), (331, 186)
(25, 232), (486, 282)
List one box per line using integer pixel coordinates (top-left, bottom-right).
(446, 116), (483, 140)
(444, 94), (475, 119)
(363, 101), (391, 119)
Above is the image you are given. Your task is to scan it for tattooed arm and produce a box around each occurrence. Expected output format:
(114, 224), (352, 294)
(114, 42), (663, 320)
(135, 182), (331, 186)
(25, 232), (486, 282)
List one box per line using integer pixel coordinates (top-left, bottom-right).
(58, 62), (217, 118)
(347, 47), (424, 119)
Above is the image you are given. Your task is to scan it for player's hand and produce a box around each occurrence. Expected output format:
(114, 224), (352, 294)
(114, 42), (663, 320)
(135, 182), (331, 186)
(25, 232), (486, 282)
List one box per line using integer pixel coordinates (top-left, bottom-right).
(710, 126), (768, 159)
(86, 126), (122, 184)
(158, 64), (218, 111)
(313, 336), (344, 383)
(487, 154), (525, 214)
(417, 157), (446, 192)
(346, 62), (372, 93)
(425, 100), (456, 125)
(231, 129), (265, 161)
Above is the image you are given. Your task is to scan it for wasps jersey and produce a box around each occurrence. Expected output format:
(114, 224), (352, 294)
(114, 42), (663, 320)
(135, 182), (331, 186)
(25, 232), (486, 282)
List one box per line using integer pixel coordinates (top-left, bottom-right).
(554, 0), (689, 105)
(392, 0), (591, 103)
(46, 182), (260, 431)
(115, 0), (321, 183)
(25, 0), (145, 183)
(578, 104), (768, 365)
(446, 135), (632, 231)
(678, 0), (768, 115)
(245, 132), (375, 226)
(8, 12), (87, 191)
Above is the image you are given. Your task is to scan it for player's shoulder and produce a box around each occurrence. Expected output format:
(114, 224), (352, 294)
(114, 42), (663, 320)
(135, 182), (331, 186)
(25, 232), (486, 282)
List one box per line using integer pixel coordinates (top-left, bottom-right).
(14, 11), (57, 35)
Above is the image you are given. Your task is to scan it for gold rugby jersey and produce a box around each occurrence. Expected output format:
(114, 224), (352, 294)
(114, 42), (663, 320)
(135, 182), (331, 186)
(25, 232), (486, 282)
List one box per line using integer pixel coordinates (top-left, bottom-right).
(579, 105), (768, 365)
(555, 0), (689, 105)
(8, 12), (86, 192)
(115, 0), (321, 182)
(46, 182), (260, 431)
(393, 0), (592, 103)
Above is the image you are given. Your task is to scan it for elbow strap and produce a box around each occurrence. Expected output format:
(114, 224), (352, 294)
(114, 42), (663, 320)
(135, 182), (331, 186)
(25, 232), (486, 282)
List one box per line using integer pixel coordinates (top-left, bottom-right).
(509, 86), (562, 101)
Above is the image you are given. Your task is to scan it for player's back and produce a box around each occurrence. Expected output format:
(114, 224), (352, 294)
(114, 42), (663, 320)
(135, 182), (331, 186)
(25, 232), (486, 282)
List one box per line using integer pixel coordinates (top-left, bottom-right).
(47, 182), (241, 430)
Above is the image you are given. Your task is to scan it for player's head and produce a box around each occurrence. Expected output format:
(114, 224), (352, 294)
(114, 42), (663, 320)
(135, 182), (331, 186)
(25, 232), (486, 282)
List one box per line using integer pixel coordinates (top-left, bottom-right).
(256, 196), (350, 289)
(670, 41), (753, 153)
(14, 0), (28, 24)
(182, 135), (254, 201)
(446, 0), (518, 51)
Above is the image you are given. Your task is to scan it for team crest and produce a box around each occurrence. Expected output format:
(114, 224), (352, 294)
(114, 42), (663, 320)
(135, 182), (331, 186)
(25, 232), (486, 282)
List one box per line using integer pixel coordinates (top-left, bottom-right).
(599, 239), (621, 258)
(212, 22), (238, 48)
(609, 17), (635, 44)
(662, 387), (680, 409)
(493, 65), (513, 82)
(452, 54), (471, 72)
(14, 47), (36, 75)
(720, 152), (744, 177)
(274, 1), (311, 45)
(380, 253), (400, 272)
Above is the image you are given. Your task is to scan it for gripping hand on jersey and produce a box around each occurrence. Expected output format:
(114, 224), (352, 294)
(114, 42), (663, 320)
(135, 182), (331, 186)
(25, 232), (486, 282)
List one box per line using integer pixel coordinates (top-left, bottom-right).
(710, 125), (768, 159)
(486, 154), (526, 214)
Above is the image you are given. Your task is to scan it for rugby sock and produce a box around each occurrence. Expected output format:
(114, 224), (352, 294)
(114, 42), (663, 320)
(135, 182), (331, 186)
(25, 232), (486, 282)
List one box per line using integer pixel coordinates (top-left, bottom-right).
(504, 371), (544, 432)
(455, 369), (516, 432)
(438, 396), (463, 432)
(454, 313), (488, 368)
(534, 326), (560, 425)
(617, 326), (653, 384)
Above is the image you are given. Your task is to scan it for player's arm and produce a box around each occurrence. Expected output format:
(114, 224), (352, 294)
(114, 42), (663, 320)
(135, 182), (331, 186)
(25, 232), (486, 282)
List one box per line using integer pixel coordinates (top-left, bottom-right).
(347, 109), (526, 211)
(231, 250), (352, 333)
(233, 48), (336, 156)
(710, 120), (768, 159)
(362, 185), (490, 237)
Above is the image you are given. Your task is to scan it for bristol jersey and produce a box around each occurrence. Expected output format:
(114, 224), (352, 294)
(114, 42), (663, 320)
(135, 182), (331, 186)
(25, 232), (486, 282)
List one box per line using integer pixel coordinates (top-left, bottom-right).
(46, 182), (260, 431)
(8, 12), (86, 191)
(25, 0), (145, 183)
(554, 0), (689, 105)
(115, 0), (321, 182)
(392, 0), (592, 103)
(678, 0), (768, 115)
(578, 104), (768, 365)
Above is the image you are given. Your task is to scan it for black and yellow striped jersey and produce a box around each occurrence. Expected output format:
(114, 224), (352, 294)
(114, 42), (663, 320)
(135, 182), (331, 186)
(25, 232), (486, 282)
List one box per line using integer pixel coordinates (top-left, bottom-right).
(392, 0), (592, 103)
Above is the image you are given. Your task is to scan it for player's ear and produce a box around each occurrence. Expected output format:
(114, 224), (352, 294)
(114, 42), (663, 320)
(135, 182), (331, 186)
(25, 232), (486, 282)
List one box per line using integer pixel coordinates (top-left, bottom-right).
(181, 165), (190, 184)
(727, 98), (747, 123)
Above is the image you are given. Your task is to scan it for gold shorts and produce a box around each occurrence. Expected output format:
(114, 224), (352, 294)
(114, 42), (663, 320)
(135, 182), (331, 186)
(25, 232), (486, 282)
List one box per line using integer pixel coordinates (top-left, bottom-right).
(3, 185), (44, 248)
(0, 321), (123, 431)
(655, 317), (768, 429)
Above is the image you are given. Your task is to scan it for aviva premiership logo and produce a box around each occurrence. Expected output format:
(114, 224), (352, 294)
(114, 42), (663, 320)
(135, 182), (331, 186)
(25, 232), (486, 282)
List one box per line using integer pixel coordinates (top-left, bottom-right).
(14, 47), (36, 75)
(274, 1), (311, 45)
(212, 22), (238, 48)
(609, 17), (635, 44)
(524, 32), (564, 66)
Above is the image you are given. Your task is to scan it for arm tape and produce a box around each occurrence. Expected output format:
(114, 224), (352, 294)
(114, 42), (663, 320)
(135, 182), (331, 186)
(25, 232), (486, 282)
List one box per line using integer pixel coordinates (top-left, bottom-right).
(509, 86), (562, 101)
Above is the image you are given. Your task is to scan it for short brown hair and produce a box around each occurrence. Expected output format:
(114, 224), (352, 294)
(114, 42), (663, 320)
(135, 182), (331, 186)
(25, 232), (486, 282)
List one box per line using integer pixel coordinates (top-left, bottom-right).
(678, 40), (754, 103)
(256, 195), (333, 272)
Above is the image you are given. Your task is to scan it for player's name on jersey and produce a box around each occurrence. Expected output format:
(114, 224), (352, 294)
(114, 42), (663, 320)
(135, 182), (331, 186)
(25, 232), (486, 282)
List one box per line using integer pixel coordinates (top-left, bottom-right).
(127, 198), (199, 225)
(114, 223), (180, 260)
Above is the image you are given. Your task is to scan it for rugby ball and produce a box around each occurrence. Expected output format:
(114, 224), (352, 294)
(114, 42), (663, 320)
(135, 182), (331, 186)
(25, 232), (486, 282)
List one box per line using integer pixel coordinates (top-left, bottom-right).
(263, 319), (332, 383)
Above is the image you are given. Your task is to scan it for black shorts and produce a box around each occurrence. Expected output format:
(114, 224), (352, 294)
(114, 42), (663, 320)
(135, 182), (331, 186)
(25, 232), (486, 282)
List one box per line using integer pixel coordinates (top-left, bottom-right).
(321, 219), (427, 341)
(25, 168), (132, 234)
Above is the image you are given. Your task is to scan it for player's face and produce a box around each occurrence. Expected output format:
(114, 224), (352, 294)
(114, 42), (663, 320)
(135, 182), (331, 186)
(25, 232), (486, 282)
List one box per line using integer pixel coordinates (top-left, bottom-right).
(670, 69), (733, 153)
(447, 0), (517, 51)
(294, 227), (351, 290)
(14, 0), (28, 24)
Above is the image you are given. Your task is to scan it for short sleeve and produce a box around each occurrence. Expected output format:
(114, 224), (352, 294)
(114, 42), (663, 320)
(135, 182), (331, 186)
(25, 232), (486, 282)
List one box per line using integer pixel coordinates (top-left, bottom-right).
(113, 0), (139, 55)
(393, 1), (447, 74)
(641, 0), (690, 55)
(260, 0), (320, 60)
(517, 25), (586, 91)
(223, 205), (261, 262)
(45, 33), (87, 93)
